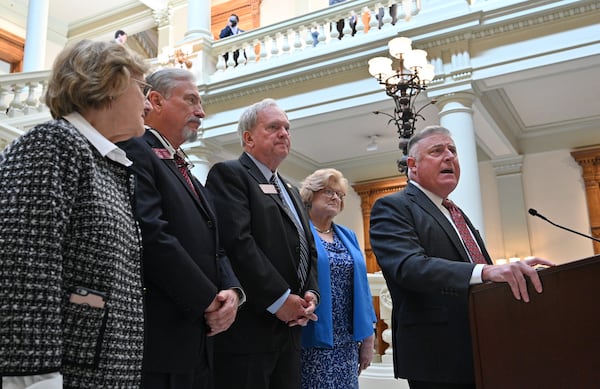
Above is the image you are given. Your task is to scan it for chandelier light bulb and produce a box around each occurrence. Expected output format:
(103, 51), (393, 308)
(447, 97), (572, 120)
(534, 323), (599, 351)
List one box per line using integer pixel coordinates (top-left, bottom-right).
(368, 57), (393, 78)
(419, 63), (435, 84)
(388, 37), (412, 59)
(403, 49), (428, 71)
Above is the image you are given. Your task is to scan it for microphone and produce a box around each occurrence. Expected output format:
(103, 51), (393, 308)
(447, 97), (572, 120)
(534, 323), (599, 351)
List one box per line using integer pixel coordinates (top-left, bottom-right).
(528, 208), (600, 243)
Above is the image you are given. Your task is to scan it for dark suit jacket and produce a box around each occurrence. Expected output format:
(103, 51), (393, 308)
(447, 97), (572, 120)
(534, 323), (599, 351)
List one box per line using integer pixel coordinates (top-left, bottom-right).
(369, 183), (492, 385)
(205, 152), (319, 354)
(218, 25), (244, 39)
(119, 131), (240, 373)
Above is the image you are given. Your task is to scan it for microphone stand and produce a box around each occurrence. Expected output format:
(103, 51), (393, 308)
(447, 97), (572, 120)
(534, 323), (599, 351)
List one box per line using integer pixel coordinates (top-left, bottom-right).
(528, 208), (600, 243)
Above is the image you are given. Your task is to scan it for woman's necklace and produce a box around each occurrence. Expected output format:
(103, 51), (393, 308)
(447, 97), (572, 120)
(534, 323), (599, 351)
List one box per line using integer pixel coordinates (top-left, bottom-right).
(314, 225), (332, 234)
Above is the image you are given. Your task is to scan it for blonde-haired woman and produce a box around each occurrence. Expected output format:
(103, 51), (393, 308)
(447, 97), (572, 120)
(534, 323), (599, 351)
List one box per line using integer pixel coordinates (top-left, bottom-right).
(299, 168), (376, 389)
(0, 40), (149, 388)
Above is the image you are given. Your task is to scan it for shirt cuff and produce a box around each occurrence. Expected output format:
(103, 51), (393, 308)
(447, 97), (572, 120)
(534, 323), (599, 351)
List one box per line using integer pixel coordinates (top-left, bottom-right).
(470, 264), (485, 285)
(231, 287), (246, 307)
(267, 289), (291, 314)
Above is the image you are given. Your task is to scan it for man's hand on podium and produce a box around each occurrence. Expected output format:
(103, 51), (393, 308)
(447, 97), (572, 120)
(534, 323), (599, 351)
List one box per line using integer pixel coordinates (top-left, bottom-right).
(481, 257), (555, 302)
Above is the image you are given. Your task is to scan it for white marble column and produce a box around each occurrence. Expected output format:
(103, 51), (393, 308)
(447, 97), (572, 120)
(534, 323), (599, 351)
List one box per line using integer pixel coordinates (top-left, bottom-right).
(183, 138), (213, 185)
(185, 0), (212, 40)
(22, 0), (49, 72)
(436, 92), (485, 235)
(188, 153), (211, 185)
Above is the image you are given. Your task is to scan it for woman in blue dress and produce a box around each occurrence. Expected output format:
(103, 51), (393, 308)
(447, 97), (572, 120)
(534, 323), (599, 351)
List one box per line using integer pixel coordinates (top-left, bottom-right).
(299, 168), (377, 389)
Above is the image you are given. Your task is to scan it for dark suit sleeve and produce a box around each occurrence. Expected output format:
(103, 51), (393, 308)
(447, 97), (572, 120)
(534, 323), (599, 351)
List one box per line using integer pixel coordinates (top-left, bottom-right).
(369, 193), (474, 297)
(219, 26), (232, 39)
(206, 161), (295, 310)
(217, 251), (241, 290)
(121, 137), (218, 317)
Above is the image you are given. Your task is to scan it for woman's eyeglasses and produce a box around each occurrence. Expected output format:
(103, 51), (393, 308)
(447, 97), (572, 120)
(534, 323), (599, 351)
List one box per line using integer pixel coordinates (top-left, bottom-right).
(134, 79), (152, 99)
(321, 188), (345, 200)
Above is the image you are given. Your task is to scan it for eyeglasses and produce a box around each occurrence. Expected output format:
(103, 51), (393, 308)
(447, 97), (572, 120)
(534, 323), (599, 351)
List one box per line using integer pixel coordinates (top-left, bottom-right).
(321, 188), (345, 200)
(134, 79), (152, 99)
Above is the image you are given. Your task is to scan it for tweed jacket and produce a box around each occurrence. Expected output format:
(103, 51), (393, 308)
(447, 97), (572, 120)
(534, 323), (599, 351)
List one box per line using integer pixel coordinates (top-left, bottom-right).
(0, 119), (144, 388)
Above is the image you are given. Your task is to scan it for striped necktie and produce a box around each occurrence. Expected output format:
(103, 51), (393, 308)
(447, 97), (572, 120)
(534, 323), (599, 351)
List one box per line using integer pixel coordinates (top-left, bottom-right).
(270, 174), (309, 291)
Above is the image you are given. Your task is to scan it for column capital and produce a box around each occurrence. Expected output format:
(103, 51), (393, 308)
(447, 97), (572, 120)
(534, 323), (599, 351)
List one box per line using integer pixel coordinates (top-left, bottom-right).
(435, 91), (475, 114)
(491, 155), (524, 176)
(153, 4), (173, 27)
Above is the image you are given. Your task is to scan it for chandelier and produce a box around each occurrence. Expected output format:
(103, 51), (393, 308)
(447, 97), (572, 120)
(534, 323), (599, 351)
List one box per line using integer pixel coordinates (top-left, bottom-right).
(368, 37), (435, 173)
(158, 44), (193, 69)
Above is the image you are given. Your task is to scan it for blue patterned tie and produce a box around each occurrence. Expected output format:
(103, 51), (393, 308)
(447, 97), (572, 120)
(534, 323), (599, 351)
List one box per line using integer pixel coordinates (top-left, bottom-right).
(270, 174), (309, 292)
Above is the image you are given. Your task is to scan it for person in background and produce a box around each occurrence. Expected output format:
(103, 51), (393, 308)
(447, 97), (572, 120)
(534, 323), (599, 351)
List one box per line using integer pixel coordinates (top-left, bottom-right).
(115, 29), (128, 44)
(0, 39), (149, 388)
(299, 168), (376, 389)
(119, 68), (244, 389)
(206, 98), (319, 389)
(369, 125), (554, 389)
(219, 14), (245, 66)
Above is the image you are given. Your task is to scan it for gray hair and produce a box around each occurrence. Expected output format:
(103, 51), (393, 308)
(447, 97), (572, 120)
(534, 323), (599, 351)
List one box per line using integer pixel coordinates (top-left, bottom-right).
(237, 98), (283, 147)
(300, 168), (349, 212)
(407, 125), (452, 159)
(146, 68), (196, 99)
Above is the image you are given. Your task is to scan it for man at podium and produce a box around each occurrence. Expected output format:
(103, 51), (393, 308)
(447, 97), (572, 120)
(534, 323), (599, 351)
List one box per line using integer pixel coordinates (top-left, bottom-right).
(370, 126), (553, 389)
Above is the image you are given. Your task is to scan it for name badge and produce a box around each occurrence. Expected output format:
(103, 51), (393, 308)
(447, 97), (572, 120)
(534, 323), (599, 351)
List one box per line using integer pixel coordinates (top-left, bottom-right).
(152, 148), (173, 160)
(259, 184), (278, 194)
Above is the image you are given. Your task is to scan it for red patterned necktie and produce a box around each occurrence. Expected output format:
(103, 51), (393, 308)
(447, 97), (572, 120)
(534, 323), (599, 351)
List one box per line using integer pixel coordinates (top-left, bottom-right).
(174, 154), (198, 197)
(442, 199), (487, 264)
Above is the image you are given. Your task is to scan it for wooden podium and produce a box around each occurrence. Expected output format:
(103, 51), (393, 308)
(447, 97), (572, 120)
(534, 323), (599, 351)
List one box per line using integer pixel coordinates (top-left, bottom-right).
(468, 255), (600, 388)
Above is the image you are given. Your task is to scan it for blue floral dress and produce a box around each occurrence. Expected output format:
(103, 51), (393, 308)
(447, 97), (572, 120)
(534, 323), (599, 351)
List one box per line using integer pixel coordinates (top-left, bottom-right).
(301, 231), (359, 389)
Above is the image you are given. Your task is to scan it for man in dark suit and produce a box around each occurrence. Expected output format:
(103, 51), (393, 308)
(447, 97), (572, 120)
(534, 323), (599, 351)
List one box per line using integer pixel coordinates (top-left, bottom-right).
(370, 125), (553, 389)
(206, 98), (319, 389)
(119, 68), (244, 389)
(218, 13), (245, 66)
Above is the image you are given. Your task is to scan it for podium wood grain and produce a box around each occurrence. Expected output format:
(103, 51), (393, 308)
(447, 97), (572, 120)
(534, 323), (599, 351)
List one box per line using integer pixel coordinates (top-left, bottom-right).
(469, 255), (600, 388)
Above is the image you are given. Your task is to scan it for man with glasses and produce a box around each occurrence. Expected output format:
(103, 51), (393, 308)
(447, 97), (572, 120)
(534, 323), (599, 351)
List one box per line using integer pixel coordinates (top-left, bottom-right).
(119, 68), (244, 389)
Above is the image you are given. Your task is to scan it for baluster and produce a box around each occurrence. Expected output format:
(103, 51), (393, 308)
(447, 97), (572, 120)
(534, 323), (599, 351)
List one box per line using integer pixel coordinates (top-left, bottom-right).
(0, 83), (11, 120)
(270, 35), (280, 57)
(226, 49), (237, 69)
(329, 17), (340, 41)
(355, 8), (366, 35)
(317, 23), (326, 45)
(369, 7), (380, 32)
(8, 83), (25, 118)
(38, 80), (48, 113)
(259, 37), (268, 62)
(216, 54), (227, 72)
(380, 3), (394, 28)
(293, 28), (303, 51)
(24, 81), (39, 115)
(281, 31), (291, 55)
(341, 12), (354, 40)
(305, 26), (315, 48)
(246, 41), (258, 64)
